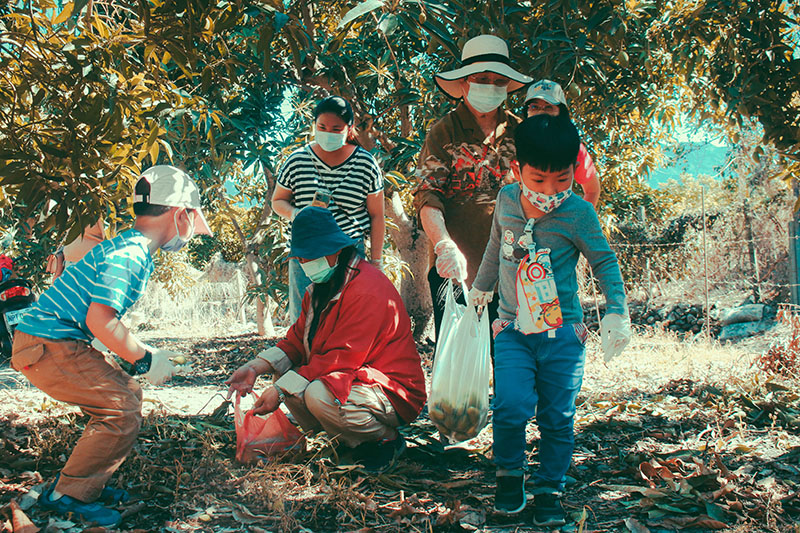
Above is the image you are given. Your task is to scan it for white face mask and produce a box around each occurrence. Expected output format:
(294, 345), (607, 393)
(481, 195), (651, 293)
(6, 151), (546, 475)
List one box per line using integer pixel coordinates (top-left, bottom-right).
(520, 180), (573, 213)
(315, 130), (347, 152)
(301, 256), (336, 283)
(466, 83), (507, 114)
(161, 211), (195, 252)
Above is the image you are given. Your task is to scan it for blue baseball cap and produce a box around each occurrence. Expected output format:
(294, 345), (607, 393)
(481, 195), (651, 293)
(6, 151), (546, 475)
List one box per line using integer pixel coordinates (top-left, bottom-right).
(289, 206), (356, 260)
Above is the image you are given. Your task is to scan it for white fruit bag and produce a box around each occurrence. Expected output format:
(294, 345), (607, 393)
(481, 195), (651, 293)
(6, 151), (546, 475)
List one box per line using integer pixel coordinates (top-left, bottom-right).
(428, 281), (491, 442)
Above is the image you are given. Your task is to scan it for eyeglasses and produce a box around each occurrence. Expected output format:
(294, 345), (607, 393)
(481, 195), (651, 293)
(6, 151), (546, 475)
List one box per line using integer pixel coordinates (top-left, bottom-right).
(527, 101), (560, 115)
(466, 73), (511, 87)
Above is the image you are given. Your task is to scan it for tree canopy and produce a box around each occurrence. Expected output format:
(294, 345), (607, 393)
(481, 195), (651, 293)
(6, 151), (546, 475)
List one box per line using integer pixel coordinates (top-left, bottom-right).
(1, 0), (798, 286)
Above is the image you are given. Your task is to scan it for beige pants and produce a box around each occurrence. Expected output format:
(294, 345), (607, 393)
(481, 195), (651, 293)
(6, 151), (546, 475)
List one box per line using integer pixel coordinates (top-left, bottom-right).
(12, 331), (142, 502)
(284, 380), (400, 448)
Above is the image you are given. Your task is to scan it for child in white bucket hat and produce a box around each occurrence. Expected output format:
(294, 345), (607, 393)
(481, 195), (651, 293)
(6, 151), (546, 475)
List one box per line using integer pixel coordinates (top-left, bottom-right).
(524, 79), (601, 207)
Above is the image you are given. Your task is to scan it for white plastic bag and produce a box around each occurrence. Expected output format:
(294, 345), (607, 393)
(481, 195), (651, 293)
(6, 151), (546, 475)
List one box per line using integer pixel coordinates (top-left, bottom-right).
(428, 281), (491, 442)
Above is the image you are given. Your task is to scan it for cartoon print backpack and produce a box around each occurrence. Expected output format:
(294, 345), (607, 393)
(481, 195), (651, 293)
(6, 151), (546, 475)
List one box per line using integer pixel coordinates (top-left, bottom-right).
(515, 218), (563, 334)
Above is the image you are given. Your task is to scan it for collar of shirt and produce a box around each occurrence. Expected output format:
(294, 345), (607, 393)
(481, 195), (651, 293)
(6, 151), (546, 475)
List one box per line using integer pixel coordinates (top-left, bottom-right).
(453, 101), (515, 145)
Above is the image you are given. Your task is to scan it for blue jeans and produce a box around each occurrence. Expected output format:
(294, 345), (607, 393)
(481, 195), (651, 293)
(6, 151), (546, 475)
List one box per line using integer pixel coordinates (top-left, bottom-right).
(287, 240), (366, 324)
(492, 323), (586, 490)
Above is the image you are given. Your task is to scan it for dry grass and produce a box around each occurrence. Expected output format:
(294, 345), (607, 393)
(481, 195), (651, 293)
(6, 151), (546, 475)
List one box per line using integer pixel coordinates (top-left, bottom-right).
(1, 324), (798, 532)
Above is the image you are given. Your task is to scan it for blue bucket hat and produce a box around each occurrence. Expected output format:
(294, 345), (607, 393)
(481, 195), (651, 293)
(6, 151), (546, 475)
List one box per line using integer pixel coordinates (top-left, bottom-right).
(289, 206), (356, 260)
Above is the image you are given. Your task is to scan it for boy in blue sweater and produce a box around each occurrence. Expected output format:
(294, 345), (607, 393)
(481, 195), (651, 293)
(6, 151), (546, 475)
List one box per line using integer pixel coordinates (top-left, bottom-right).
(469, 115), (631, 526)
(12, 165), (212, 528)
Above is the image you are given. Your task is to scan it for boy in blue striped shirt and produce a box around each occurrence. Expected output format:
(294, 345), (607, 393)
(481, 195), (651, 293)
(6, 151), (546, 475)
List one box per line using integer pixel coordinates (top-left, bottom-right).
(11, 165), (212, 528)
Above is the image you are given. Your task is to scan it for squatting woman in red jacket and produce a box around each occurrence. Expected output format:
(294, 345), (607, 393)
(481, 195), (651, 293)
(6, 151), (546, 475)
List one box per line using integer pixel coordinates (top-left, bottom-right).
(226, 206), (426, 472)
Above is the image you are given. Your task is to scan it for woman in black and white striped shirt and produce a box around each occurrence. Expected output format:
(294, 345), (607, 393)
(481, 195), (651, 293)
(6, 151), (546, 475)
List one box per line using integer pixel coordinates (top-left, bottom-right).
(272, 96), (385, 323)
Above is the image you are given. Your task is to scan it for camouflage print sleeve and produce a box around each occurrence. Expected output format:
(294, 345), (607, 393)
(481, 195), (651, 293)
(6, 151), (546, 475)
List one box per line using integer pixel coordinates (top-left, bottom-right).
(413, 119), (452, 214)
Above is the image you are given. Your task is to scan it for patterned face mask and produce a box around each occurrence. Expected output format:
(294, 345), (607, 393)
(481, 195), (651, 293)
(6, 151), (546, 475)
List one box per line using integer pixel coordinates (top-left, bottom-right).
(520, 179), (572, 213)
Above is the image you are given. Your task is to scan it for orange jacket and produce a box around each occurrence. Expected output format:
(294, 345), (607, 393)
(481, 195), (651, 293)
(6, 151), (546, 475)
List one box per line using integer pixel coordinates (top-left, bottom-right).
(277, 259), (426, 424)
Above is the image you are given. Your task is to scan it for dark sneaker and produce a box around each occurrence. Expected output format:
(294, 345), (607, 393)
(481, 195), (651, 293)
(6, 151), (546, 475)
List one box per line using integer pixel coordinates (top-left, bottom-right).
(354, 435), (406, 473)
(99, 485), (130, 505)
(494, 472), (526, 514)
(532, 490), (566, 527)
(39, 483), (122, 528)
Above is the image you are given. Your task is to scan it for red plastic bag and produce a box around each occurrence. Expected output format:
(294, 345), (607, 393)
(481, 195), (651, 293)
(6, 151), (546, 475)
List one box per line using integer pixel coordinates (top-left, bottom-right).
(234, 394), (304, 463)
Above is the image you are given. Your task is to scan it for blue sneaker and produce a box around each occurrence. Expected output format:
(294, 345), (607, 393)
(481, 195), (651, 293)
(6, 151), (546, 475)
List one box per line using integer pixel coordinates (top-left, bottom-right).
(39, 483), (122, 528)
(52, 473), (130, 505)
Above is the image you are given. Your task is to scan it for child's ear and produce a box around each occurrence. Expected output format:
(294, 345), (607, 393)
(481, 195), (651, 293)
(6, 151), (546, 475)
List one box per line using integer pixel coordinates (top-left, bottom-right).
(510, 160), (522, 181)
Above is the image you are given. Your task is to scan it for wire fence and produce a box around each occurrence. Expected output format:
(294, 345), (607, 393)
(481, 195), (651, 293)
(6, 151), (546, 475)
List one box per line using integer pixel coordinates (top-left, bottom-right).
(129, 216), (799, 339)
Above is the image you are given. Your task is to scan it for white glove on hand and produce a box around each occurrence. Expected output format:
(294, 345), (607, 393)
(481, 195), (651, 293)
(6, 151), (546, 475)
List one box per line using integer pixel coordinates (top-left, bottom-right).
(600, 313), (632, 363)
(468, 287), (493, 308)
(143, 349), (177, 386)
(434, 238), (467, 281)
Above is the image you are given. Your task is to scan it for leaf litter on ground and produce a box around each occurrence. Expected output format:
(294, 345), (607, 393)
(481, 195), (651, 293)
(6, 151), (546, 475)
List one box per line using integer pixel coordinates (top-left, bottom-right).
(0, 327), (798, 531)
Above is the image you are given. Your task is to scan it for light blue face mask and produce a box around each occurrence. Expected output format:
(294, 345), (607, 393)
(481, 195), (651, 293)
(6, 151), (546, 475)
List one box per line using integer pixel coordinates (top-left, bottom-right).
(301, 256), (337, 283)
(466, 82), (507, 114)
(315, 130), (347, 152)
(161, 211), (195, 252)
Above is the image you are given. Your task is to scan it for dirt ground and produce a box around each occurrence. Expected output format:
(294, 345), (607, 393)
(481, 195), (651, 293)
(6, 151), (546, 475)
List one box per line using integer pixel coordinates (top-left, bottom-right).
(1, 324), (799, 533)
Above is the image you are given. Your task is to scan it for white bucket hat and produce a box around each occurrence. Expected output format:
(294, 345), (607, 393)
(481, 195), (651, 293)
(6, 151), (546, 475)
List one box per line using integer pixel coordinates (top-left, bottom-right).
(133, 165), (213, 235)
(524, 79), (567, 107)
(435, 35), (533, 99)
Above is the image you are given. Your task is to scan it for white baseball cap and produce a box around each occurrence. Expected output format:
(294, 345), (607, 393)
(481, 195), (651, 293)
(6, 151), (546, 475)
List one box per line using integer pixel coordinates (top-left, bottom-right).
(435, 35), (532, 99)
(524, 79), (567, 107)
(133, 165), (213, 235)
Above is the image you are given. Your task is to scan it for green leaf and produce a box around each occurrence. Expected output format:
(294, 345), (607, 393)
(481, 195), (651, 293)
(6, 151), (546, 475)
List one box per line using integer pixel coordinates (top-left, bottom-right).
(338, 0), (384, 29)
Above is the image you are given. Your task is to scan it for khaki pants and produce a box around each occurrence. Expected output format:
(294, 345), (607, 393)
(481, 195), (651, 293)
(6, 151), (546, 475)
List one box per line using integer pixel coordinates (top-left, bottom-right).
(12, 331), (142, 502)
(284, 380), (400, 448)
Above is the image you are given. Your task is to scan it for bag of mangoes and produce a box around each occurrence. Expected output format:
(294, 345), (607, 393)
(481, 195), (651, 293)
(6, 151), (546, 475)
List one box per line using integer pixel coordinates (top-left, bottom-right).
(428, 281), (491, 442)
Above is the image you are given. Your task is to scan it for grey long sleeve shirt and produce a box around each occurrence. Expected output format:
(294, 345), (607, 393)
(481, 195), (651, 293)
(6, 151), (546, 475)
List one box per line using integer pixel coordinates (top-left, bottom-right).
(472, 184), (627, 324)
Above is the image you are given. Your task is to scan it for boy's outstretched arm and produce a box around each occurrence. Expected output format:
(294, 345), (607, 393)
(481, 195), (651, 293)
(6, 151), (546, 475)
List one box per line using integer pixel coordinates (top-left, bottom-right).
(86, 302), (176, 384)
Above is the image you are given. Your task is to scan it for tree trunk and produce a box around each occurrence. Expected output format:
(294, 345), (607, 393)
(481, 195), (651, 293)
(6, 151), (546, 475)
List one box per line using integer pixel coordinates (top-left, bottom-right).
(244, 252), (275, 337)
(385, 191), (434, 341)
(742, 198), (760, 302)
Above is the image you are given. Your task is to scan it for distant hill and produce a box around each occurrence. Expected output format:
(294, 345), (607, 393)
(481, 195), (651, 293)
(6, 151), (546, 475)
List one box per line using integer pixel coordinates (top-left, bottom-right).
(648, 142), (729, 188)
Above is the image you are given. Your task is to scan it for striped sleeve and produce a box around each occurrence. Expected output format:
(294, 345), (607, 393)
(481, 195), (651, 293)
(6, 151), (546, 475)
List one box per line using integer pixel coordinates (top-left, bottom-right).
(363, 150), (384, 194)
(277, 150), (302, 189)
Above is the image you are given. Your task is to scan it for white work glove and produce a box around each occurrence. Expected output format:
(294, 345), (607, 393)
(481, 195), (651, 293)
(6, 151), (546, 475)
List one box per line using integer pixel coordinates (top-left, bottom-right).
(468, 287), (493, 308)
(600, 313), (632, 363)
(142, 349), (178, 386)
(434, 238), (467, 281)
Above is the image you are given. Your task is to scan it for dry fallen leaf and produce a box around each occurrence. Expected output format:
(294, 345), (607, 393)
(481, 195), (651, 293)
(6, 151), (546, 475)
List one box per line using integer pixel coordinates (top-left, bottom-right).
(624, 517), (651, 533)
(9, 500), (38, 533)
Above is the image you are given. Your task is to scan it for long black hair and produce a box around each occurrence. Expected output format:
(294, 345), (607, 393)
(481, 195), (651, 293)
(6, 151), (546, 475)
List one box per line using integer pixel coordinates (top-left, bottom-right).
(308, 245), (360, 343)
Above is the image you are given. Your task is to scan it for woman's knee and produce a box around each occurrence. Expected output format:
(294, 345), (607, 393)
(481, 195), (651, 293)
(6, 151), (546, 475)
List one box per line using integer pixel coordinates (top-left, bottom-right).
(303, 380), (336, 419)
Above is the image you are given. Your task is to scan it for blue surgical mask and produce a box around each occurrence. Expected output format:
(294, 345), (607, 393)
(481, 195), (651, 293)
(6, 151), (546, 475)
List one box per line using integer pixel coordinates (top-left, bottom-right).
(301, 256), (337, 283)
(466, 82), (507, 114)
(315, 130), (347, 152)
(161, 211), (195, 252)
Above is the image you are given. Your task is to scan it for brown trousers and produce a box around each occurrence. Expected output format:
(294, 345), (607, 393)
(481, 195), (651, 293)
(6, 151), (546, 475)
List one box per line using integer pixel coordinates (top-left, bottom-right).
(283, 380), (400, 448)
(12, 331), (142, 502)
